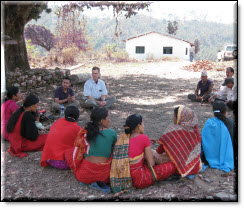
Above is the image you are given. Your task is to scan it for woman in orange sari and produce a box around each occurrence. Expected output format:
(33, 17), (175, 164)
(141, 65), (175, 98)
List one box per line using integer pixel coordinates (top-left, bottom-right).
(41, 106), (81, 169)
(64, 107), (117, 192)
(110, 114), (176, 194)
(155, 105), (202, 177)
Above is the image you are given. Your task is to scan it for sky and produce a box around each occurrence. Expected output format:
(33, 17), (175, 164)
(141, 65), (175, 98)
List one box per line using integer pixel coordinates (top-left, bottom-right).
(49, 1), (237, 24)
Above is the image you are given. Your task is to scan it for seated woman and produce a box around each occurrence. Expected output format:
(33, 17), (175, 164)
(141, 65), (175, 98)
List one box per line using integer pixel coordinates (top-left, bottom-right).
(65, 107), (117, 186)
(110, 114), (176, 194)
(1, 86), (22, 141)
(41, 106), (81, 169)
(156, 106), (202, 177)
(201, 101), (234, 172)
(7, 94), (48, 158)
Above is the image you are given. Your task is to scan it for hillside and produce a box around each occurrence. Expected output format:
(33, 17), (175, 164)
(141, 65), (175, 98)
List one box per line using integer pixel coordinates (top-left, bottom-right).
(26, 6), (236, 61)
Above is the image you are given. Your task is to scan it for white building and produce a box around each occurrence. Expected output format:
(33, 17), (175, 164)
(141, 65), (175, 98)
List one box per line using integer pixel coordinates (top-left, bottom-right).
(123, 31), (194, 61)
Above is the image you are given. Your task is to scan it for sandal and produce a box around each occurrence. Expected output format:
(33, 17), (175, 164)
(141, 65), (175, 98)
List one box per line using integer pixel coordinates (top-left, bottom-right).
(89, 181), (111, 194)
(80, 182), (87, 186)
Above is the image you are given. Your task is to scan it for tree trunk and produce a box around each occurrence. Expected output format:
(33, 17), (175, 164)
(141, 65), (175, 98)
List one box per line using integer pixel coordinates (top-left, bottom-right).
(70, 73), (91, 84)
(4, 4), (34, 72)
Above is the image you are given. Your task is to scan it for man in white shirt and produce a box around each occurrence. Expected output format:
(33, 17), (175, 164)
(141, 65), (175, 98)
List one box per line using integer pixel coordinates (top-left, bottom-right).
(220, 67), (236, 91)
(83, 66), (116, 109)
(208, 77), (237, 110)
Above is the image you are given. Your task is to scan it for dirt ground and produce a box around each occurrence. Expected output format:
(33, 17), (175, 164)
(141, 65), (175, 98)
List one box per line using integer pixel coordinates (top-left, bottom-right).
(1, 60), (237, 201)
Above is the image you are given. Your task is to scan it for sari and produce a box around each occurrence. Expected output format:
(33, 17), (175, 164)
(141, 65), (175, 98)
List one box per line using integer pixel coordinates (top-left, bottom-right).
(157, 106), (202, 177)
(1, 100), (19, 141)
(64, 128), (112, 184)
(8, 112), (47, 158)
(41, 118), (81, 168)
(110, 133), (176, 194)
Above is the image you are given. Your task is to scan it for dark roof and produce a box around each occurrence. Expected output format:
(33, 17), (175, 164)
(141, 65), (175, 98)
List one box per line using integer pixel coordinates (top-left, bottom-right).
(123, 31), (194, 46)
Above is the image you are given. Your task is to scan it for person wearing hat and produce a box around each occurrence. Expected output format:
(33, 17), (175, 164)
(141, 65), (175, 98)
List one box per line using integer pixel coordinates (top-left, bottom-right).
(188, 71), (214, 102)
(220, 67), (236, 91)
(7, 94), (48, 158)
(208, 77), (237, 110)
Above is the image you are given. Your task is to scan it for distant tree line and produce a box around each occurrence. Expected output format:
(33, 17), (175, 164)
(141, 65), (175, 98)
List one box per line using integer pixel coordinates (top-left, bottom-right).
(26, 5), (235, 62)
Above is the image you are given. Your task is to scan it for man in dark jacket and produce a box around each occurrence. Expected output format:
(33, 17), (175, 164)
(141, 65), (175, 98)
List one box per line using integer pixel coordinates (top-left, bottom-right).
(188, 71), (214, 102)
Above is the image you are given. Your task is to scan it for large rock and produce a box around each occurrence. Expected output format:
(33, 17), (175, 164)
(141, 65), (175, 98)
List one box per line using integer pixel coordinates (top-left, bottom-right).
(21, 82), (26, 87)
(43, 75), (52, 81)
(14, 72), (21, 77)
(37, 76), (42, 81)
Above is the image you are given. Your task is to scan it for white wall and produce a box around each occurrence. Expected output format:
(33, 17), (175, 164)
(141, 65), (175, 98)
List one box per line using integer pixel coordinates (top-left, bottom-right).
(125, 33), (191, 61)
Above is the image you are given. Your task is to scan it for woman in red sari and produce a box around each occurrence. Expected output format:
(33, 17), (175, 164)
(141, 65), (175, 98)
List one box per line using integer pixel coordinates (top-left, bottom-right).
(110, 114), (176, 194)
(65, 107), (117, 190)
(41, 106), (81, 169)
(7, 94), (48, 158)
(155, 105), (202, 177)
(1, 86), (22, 141)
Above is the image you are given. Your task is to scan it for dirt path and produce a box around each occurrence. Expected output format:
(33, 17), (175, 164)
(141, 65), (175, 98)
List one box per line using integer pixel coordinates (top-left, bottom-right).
(1, 60), (237, 201)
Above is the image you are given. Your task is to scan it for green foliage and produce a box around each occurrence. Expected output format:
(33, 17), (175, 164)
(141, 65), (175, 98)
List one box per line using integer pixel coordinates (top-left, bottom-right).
(26, 39), (41, 60)
(167, 20), (178, 35)
(103, 43), (118, 59)
(113, 50), (129, 62)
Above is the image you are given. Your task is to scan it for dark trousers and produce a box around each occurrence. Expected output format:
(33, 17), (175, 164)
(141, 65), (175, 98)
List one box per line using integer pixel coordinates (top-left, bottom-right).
(188, 94), (212, 102)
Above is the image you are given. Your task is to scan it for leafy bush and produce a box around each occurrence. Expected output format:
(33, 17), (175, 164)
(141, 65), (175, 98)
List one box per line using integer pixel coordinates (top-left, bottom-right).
(48, 48), (61, 65)
(26, 39), (41, 61)
(113, 50), (129, 62)
(103, 43), (118, 59)
(61, 44), (79, 64)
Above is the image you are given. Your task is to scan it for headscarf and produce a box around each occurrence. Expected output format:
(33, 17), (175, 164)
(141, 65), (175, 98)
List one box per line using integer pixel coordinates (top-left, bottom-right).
(176, 105), (198, 130)
(165, 105), (198, 134)
(158, 105), (202, 177)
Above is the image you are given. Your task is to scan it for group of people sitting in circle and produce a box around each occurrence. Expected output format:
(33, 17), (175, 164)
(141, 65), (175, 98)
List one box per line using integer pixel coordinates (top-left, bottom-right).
(188, 67), (237, 110)
(1, 66), (236, 194)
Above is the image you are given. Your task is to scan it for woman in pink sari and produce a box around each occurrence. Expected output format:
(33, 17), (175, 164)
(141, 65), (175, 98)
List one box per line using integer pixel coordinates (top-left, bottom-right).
(1, 86), (22, 141)
(110, 114), (176, 194)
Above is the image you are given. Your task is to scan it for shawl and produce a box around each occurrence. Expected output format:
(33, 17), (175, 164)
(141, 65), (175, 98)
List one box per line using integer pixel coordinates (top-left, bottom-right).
(8, 112), (28, 158)
(1, 100), (19, 140)
(110, 133), (133, 194)
(158, 106), (202, 177)
(201, 117), (234, 172)
(110, 133), (157, 194)
(71, 128), (90, 171)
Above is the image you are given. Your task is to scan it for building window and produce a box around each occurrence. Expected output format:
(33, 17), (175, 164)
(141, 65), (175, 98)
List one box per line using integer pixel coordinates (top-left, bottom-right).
(136, 46), (145, 54)
(186, 48), (188, 55)
(163, 47), (173, 54)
